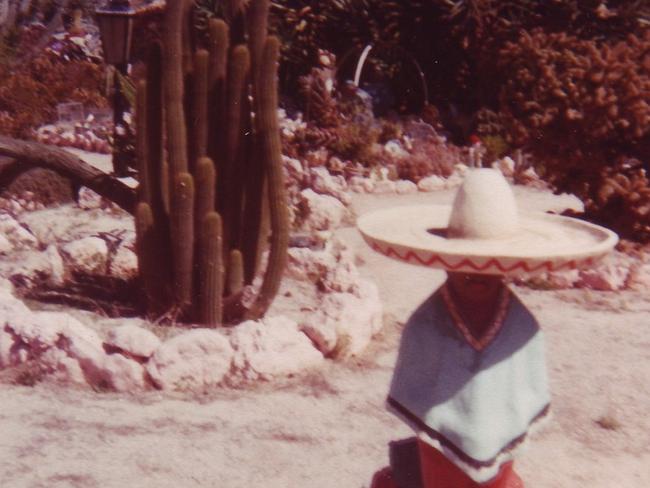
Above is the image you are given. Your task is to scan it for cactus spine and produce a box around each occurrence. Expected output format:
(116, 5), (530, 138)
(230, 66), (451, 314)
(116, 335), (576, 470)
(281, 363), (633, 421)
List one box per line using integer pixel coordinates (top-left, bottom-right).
(135, 0), (288, 326)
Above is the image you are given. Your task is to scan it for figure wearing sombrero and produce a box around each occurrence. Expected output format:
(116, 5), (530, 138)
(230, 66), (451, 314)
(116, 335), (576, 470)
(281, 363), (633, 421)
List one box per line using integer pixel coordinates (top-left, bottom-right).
(359, 169), (618, 488)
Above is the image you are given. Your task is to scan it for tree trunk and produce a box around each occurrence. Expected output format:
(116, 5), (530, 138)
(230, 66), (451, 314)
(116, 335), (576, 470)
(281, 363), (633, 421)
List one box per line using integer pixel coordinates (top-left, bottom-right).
(0, 136), (137, 214)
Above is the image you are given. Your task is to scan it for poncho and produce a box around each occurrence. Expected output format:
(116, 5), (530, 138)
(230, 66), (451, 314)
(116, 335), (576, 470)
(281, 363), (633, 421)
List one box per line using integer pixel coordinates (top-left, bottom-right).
(388, 286), (550, 482)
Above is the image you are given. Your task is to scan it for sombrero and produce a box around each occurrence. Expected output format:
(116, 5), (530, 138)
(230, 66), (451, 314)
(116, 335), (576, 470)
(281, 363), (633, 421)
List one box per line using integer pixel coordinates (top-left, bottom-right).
(357, 168), (618, 276)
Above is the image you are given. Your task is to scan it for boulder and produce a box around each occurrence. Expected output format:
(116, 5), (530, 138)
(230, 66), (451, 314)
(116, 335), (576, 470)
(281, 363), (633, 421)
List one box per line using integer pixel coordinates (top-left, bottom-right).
(373, 180), (397, 194)
(309, 167), (351, 205)
(492, 157), (516, 177)
(102, 353), (148, 391)
(417, 175), (447, 192)
(0, 327), (16, 368)
(578, 255), (631, 291)
(283, 156), (305, 184)
(286, 247), (338, 283)
(0, 214), (38, 250)
(384, 140), (409, 160)
(301, 279), (383, 358)
(298, 189), (346, 232)
(525, 269), (581, 289)
(105, 324), (161, 360)
(77, 187), (103, 210)
(44, 244), (66, 286)
(0, 234), (12, 254)
(230, 316), (323, 381)
(146, 329), (234, 390)
(628, 262), (650, 292)
(6, 252), (60, 290)
(61, 236), (109, 275)
(395, 180), (418, 194)
(109, 243), (138, 280)
(348, 176), (375, 193)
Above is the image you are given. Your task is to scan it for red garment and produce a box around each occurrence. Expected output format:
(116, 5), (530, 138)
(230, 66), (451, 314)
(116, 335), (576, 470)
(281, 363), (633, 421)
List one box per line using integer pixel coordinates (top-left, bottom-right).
(418, 440), (524, 488)
(370, 440), (524, 488)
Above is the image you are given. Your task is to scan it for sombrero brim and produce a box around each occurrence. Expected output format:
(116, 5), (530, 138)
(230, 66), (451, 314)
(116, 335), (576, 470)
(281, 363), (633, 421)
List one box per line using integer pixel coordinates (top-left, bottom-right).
(357, 205), (618, 276)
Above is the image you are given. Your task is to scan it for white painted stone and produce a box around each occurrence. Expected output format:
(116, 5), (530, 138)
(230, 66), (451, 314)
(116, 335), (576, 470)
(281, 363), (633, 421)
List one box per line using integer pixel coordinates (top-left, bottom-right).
(61, 236), (108, 274)
(348, 176), (375, 193)
(395, 180), (418, 194)
(320, 249), (361, 294)
(0, 214), (38, 250)
(578, 254), (631, 291)
(106, 324), (161, 360)
(384, 140), (409, 160)
(45, 244), (66, 286)
(286, 247), (338, 283)
(373, 180), (397, 194)
(445, 171), (464, 188)
(103, 353), (148, 391)
(146, 329), (234, 390)
(301, 279), (383, 358)
(0, 327), (15, 368)
(77, 186), (103, 209)
(628, 262), (650, 292)
(0, 233), (12, 254)
(230, 316), (323, 381)
(298, 189), (346, 232)
(40, 347), (86, 385)
(109, 244), (138, 280)
(492, 157), (516, 177)
(417, 175), (447, 192)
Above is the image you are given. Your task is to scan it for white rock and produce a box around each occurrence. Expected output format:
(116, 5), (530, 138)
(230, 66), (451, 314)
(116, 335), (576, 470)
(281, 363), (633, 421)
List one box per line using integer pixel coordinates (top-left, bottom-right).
(103, 353), (148, 391)
(230, 316), (323, 381)
(384, 140), (409, 160)
(0, 234), (12, 254)
(492, 157), (516, 177)
(454, 163), (470, 176)
(283, 156), (305, 183)
(146, 330), (234, 390)
(109, 244), (138, 280)
(395, 180), (418, 194)
(628, 262), (650, 291)
(77, 186), (103, 210)
(287, 247), (337, 282)
(298, 189), (346, 232)
(301, 279), (383, 358)
(348, 176), (375, 193)
(310, 166), (351, 205)
(61, 236), (108, 274)
(0, 328), (16, 368)
(373, 180), (397, 194)
(417, 175), (447, 192)
(45, 244), (66, 286)
(320, 249), (361, 294)
(106, 324), (161, 360)
(525, 269), (581, 289)
(578, 255), (631, 291)
(0, 214), (38, 250)
(6, 252), (58, 289)
(445, 171), (465, 188)
(39, 347), (87, 385)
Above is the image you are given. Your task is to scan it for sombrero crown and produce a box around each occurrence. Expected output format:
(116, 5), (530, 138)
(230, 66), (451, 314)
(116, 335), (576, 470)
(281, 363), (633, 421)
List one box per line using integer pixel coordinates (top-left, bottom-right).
(358, 168), (618, 276)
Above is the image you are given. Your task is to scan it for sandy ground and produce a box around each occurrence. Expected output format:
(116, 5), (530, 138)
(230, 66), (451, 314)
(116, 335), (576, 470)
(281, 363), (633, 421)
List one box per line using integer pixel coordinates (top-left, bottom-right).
(1, 187), (649, 488)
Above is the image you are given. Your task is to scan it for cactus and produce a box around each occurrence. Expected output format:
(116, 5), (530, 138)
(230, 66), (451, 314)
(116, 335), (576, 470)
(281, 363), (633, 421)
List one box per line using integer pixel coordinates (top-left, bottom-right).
(170, 172), (195, 308)
(189, 49), (209, 173)
(135, 0), (288, 326)
(227, 249), (244, 295)
(199, 212), (224, 327)
(245, 36), (289, 320)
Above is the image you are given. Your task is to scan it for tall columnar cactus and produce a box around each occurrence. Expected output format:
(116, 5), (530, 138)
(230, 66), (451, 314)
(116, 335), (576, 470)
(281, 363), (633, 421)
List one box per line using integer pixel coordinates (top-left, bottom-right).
(135, 0), (288, 326)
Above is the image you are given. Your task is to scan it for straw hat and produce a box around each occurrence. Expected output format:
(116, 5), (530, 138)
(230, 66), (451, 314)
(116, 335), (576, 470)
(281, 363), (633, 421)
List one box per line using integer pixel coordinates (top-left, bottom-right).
(357, 169), (618, 276)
